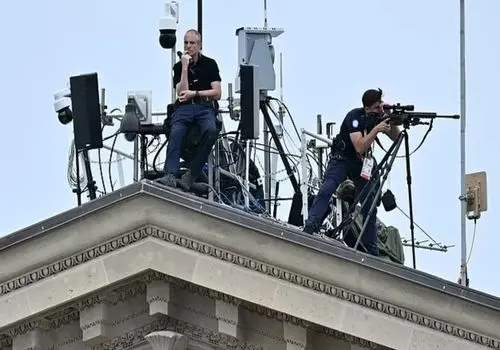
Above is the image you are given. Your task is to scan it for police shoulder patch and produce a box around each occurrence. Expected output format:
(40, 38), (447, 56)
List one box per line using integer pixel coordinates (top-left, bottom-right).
(352, 119), (359, 128)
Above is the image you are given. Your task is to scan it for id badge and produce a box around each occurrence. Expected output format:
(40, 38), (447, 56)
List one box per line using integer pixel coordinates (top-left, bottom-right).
(360, 156), (374, 180)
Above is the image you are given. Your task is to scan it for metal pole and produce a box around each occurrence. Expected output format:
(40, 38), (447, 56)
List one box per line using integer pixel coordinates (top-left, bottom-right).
(75, 144), (82, 206)
(208, 152), (214, 201)
(317, 114), (323, 179)
(263, 0), (268, 28)
(197, 0), (202, 37)
(300, 130), (309, 225)
(302, 129), (333, 146)
(245, 139), (251, 209)
(171, 49), (177, 102)
(263, 117), (271, 211)
(459, 0), (468, 287)
(214, 139), (221, 201)
(133, 136), (139, 182)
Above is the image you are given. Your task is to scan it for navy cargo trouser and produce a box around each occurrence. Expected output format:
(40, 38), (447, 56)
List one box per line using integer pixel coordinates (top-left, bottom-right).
(303, 156), (380, 256)
(164, 104), (218, 179)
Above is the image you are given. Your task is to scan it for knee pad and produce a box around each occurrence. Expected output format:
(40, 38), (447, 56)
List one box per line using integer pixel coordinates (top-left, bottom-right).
(336, 179), (356, 203)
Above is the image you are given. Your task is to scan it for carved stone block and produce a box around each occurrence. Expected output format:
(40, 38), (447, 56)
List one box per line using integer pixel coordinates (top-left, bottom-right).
(147, 280), (172, 316)
(283, 321), (307, 350)
(11, 329), (47, 350)
(79, 302), (110, 344)
(145, 331), (188, 350)
(215, 299), (240, 338)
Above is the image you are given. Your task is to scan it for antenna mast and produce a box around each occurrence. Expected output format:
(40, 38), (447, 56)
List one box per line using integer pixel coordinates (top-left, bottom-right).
(264, 0), (268, 28)
(279, 53), (285, 117)
(459, 0), (468, 287)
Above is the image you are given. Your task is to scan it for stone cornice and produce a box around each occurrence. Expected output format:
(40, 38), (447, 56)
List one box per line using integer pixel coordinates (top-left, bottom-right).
(0, 226), (499, 349)
(144, 272), (388, 350)
(2, 274), (389, 350)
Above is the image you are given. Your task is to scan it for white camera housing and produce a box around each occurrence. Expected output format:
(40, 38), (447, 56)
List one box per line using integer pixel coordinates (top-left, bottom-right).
(53, 87), (73, 124)
(53, 87), (71, 113)
(159, 0), (179, 49)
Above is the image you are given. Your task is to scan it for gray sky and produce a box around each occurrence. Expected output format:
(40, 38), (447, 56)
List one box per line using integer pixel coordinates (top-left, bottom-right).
(0, 0), (498, 296)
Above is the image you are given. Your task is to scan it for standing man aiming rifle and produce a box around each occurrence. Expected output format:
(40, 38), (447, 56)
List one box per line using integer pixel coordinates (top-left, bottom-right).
(303, 88), (400, 256)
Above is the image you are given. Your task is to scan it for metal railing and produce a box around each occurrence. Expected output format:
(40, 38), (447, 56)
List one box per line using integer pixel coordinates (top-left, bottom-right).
(300, 128), (343, 236)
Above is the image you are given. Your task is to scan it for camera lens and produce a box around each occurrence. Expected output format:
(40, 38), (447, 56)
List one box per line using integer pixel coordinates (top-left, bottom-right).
(58, 107), (73, 125)
(159, 30), (177, 49)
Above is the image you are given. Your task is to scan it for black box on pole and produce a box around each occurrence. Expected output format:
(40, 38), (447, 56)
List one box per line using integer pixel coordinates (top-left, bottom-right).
(239, 65), (260, 140)
(70, 72), (103, 151)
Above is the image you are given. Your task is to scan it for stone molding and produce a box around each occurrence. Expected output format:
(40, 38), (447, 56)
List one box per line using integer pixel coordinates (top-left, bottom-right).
(91, 316), (262, 350)
(144, 331), (188, 350)
(0, 335), (11, 350)
(2, 274), (387, 350)
(144, 272), (387, 349)
(75, 282), (146, 312)
(0, 226), (499, 349)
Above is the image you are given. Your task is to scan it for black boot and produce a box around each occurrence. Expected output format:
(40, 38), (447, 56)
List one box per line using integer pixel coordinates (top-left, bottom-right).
(157, 173), (177, 188)
(303, 224), (315, 235)
(178, 170), (194, 192)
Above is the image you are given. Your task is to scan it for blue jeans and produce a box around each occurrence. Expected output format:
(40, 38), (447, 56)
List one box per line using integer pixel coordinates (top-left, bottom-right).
(304, 156), (379, 256)
(164, 104), (218, 178)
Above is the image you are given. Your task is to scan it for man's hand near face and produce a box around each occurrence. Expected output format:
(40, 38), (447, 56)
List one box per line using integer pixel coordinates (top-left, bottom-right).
(181, 53), (192, 68)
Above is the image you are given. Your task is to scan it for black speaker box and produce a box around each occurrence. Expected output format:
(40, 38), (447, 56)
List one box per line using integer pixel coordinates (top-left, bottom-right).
(69, 72), (103, 151)
(239, 65), (259, 140)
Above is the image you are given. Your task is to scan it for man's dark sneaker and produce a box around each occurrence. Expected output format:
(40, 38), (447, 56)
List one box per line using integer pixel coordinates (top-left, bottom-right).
(178, 170), (194, 192)
(157, 173), (177, 188)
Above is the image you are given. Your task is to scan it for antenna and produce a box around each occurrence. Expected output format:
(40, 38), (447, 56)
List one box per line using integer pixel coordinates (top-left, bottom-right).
(458, 0), (468, 288)
(278, 52), (285, 119)
(263, 0), (268, 28)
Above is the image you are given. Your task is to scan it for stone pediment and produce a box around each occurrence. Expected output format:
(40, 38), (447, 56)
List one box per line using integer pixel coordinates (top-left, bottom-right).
(0, 181), (499, 350)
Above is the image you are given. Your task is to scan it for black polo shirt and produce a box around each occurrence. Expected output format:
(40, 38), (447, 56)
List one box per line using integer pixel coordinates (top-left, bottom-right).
(172, 54), (221, 93)
(337, 107), (367, 165)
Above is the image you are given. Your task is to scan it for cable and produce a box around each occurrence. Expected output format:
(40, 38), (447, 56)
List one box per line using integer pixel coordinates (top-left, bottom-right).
(466, 218), (477, 265)
(395, 205), (447, 250)
(97, 149), (107, 195)
(108, 134), (118, 192)
(375, 119), (434, 160)
(97, 125), (107, 195)
(265, 99), (325, 185)
(66, 139), (88, 190)
(268, 97), (301, 141)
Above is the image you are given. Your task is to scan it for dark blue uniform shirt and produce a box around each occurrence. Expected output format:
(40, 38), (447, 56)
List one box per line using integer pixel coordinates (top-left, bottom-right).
(337, 107), (367, 167)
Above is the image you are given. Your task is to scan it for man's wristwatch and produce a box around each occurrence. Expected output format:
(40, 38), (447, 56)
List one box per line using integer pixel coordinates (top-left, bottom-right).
(195, 91), (199, 98)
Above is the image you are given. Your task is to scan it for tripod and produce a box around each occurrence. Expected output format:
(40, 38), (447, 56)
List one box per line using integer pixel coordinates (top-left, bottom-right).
(331, 128), (417, 268)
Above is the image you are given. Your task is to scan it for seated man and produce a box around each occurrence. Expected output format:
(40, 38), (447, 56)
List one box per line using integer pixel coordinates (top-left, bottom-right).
(157, 29), (222, 191)
(303, 88), (400, 257)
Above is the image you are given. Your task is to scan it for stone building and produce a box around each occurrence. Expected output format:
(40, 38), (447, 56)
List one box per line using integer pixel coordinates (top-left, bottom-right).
(0, 181), (499, 350)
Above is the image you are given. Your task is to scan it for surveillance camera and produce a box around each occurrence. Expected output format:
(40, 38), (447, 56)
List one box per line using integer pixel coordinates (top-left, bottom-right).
(159, 28), (176, 49)
(158, 0), (179, 49)
(120, 97), (140, 142)
(127, 91), (152, 124)
(53, 88), (73, 125)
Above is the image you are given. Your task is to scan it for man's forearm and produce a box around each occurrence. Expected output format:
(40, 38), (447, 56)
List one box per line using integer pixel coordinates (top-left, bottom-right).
(357, 129), (379, 154)
(198, 88), (221, 100)
(177, 67), (189, 95)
